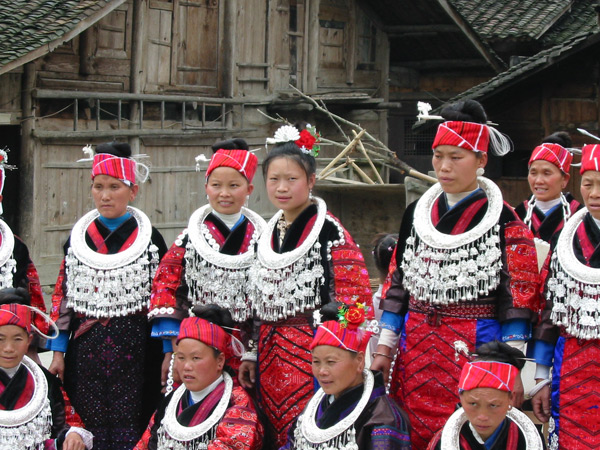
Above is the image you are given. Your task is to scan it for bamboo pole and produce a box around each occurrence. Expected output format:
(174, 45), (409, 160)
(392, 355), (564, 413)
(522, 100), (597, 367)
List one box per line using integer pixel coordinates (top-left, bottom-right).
(318, 129), (366, 177)
(350, 161), (375, 184)
(352, 130), (384, 184)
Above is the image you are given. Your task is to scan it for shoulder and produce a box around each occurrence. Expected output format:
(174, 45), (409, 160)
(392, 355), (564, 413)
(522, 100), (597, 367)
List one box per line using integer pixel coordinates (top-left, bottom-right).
(513, 201), (528, 219)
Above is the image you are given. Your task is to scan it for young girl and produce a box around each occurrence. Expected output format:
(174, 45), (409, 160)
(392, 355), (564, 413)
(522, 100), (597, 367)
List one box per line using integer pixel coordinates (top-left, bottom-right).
(47, 142), (168, 450)
(282, 302), (411, 450)
(239, 124), (373, 449)
(135, 306), (263, 450)
(149, 139), (265, 382)
(0, 288), (93, 450)
(515, 132), (581, 243)
(371, 101), (540, 449)
(371, 233), (399, 322)
(531, 143), (600, 450)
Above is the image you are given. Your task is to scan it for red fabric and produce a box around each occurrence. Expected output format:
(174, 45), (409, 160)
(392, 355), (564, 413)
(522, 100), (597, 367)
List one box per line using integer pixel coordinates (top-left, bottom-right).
(310, 319), (372, 352)
(177, 317), (232, 358)
(580, 144), (600, 174)
(92, 153), (137, 185)
(26, 260), (47, 334)
(50, 260), (66, 323)
(432, 121), (489, 153)
(0, 303), (31, 331)
(206, 149), (258, 182)
(450, 198), (488, 234)
(149, 245), (186, 311)
(61, 387), (86, 428)
(0, 368), (34, 409)
(576, 221), (596, 264)
(458, 361), (517, 393)
(529, 143), (573, 173)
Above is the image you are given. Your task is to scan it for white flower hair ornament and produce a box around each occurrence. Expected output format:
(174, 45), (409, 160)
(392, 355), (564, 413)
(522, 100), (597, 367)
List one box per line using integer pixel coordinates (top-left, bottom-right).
(195, 154), (210, 172)
(266, 125), (301, 146)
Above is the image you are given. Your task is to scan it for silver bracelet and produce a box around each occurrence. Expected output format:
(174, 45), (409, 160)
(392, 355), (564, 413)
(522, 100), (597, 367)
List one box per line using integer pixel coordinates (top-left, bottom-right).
(528, 379), (551, 398)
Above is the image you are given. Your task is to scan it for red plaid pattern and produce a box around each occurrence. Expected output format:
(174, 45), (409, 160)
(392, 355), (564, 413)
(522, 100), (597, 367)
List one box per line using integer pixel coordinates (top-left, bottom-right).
(529, 143), (573, 173)
(432, 121), (489, 153)
(0, 303), (31, 332)
(458, 361), (517, 393)
(177, 317), (232, 357)
(206, 149), (258, 182)
(581, 144), (600, 174)
(310, 320), (372, 353)
(92, 153), (137, 185)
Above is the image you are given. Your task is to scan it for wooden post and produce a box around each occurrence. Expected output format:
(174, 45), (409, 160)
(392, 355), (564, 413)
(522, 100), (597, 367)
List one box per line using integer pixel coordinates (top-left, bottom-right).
(306, 0), (320, 93)
(129, 0), (146, 154)
(19, 62), (36, 244)
(223, 0), (236, 98)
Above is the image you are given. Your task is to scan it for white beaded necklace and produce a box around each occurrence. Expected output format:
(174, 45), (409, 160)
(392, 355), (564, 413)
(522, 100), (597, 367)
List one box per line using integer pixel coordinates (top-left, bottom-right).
(0, 218), (16, 290)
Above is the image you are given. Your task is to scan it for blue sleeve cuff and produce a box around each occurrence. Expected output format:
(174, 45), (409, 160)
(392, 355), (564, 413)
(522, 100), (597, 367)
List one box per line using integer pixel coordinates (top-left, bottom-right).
(163, 339), (174, 353)
(531, 339), (555, 367)
(151, 318), (181, 339)
(45, 330), (70, 353)
(501, 319), (531, 341)
(380, 310), (404, 335)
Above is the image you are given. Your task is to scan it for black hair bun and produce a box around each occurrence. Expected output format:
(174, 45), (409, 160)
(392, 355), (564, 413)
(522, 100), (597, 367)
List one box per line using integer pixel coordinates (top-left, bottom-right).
(211, 139), (249, 154)
(372, 233), (398, 274)
(542, 131), (572, 148)
(475, 340), (526, 370)
(0, 287), (30, 307)
(96, 141), (132, 158)
(320, 302), (343, 322)
(190, 304), (235, 330)
(441, 100), (487, 124)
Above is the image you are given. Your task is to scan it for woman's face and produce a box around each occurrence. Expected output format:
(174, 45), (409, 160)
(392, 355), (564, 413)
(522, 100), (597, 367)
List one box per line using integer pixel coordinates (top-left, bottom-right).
(581, 170), (600, 220)
(528, 160), (568, 202)
(92, 174), (138, 219)
(175, 338), (224, 392)
(0, 325), (32, 369)
(312, 345), (364, 399)
(460, 388), (512, 441)
(205, 167), (253, 215)
(265, 156), (316, 222)
(432, 145), (487, 194)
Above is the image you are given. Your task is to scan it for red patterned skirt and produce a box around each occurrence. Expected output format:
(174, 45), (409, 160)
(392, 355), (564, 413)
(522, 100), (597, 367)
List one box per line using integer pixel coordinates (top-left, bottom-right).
(257, 317), (314, 450)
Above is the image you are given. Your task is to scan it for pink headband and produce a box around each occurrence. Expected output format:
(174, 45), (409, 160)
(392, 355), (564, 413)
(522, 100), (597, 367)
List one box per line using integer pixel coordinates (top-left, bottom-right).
(92, 153), (137, 186)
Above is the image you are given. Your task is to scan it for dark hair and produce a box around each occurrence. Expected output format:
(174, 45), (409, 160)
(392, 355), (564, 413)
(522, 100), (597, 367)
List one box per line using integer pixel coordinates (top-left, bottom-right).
(263, 141), (317, 180)
(211, 138), (249, 154)
(0, 287), (30, 307)
(189, 305), (235, 358)
(95, 141), (132, 158)
(441, 100), (487, 124)
(541, 131), (572, 148)
(319, 301), (343, 322)
(372, 233), (398, 276)
(473, 341), (526, 371)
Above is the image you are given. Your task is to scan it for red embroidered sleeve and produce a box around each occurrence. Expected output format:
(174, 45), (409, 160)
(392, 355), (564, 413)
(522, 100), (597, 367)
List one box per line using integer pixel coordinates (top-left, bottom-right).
(503, 221), (541, 312)
(50, 259), (66, 323)
(209, 387), (264, 450)
(149, 242), (187, 313)
(381, 246), (398, 300)
(330, 227), (374, 317)
(133, 413), (155, 450)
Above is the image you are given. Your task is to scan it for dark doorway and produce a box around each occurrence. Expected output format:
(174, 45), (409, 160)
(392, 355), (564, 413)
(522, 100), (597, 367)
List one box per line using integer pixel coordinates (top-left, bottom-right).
(0, 126), (21, 231)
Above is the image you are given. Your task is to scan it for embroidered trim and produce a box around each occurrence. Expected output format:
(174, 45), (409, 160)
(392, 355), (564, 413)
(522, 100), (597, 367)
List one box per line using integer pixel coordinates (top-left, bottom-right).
(157, 372), (233, 448)
(295, 369), (373, 450)
(547, 208), (600, 339)
(401, 177), (503, 305)
(440, 407), (543, 450)
(250, 197), (333, 321)
(0, 356), (53, 449)
(0, 218), (16, 290)
(65, 206), (160, 318)
(184, 205), (266, 322)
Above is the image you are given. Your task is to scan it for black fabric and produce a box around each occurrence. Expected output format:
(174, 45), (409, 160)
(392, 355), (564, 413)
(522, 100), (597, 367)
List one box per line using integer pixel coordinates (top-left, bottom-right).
(207, 213), (251, 256)
(515, 193), (582, 242)
(430, 418), (530, 450)
(0, 364), (29, 409)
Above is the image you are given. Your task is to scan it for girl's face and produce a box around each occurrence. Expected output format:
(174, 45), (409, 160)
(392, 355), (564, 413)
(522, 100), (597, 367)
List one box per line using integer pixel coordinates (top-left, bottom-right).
(460, 388), (512, 441)
(0, 325), (32, 369)
(432, 145), (487, 194)
(528, 160), (568, 202)
(311, 345), (364, 399)
(92, 174), (138, 219)
(265, 157), (316, 222)
(581, 170), (600, 220)
(175, 338), (224, 392)
(205, 167), (253, 215)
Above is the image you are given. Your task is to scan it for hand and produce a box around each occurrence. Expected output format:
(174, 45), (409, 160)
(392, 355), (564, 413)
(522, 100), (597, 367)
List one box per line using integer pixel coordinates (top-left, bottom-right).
(370, 345), (393, 384)
(512, 372), (525, 409)
(532, 382), (551, 423)
(48, 352), (65, 382)
(238, 361), (256, 389)
(62, 431), (86, 450)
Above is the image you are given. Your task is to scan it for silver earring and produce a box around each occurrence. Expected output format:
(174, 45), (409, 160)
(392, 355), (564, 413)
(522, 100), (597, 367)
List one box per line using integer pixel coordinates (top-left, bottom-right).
(244, 195), (249, 207)
(206, 194), (209, 201)
(476, 167), (485, 176)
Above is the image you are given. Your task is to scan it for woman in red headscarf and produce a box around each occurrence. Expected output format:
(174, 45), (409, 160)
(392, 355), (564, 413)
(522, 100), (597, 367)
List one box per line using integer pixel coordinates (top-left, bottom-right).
(281, 302), (411, 450)
(531, 143), (600, 450)
(134, 305), (263, 450)
(515, 132), (582, 244)
(149, 139), (266, 384)
(46, 142), (168, 450)
(371, 100), (540, 449)
(428, 341), (543, 450)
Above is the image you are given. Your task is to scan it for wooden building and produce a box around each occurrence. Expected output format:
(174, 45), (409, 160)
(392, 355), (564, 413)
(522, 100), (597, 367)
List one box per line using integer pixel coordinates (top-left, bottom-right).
(0, 0), (394, 283)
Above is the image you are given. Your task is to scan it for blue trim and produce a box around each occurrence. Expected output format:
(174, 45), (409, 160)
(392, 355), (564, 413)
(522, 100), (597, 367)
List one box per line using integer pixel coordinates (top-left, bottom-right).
(97, 212), (132, 231)
(447, 188), (483, 210)
(532, 339), (555, 367)
(231, 214), (246, 231)
(380, 310), (404, 334)
(484, 418), (508, 449)
(475, 319), (501, 348)
(551, 337), (565, 442)
(45, 330), (70, 352)
(163, 339), (174, 353)
(501, 319), (531, 342)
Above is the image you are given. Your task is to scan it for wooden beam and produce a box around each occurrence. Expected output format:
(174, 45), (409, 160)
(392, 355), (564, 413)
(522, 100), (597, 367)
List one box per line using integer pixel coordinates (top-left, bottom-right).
(0, 0), (128, 75)
(306, 0), (320, 93)
(18, 62), (36, 242)
(384, 24), (461, 34)
(394, 59), (492, 70)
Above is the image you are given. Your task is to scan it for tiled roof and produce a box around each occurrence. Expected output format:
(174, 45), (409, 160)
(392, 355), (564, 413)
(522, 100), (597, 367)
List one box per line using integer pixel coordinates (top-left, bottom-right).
(451, 0), (573, 40)
(541, 0), (599, 46)
(0, 0), (124, 72)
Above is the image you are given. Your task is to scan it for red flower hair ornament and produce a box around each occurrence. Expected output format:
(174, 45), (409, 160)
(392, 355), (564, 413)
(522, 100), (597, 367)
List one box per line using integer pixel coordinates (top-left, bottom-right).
(266, 124), (321, 157)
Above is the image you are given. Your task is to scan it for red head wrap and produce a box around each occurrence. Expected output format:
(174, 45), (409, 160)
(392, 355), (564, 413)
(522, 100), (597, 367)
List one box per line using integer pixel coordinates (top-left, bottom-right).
(92, 153), (137, 186)
(458, 361), (517, 393)
(0, 304), (32, 332)
(310, 320), (372, 353)
(177, 317), (232, 358)
(580, 144), (600, 174)
(206, 149), (258, 183)
(529, 143), (573, 174)
(432, 121), (490, 153)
